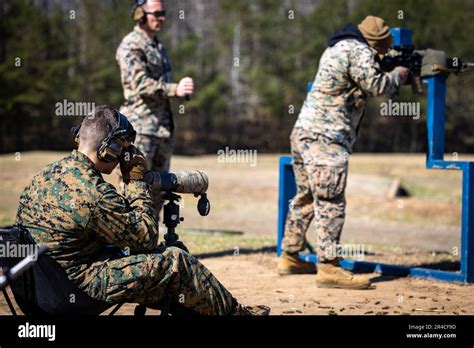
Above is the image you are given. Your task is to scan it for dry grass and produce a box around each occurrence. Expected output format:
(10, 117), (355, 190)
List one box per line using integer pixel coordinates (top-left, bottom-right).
(0, 151), (468, 250)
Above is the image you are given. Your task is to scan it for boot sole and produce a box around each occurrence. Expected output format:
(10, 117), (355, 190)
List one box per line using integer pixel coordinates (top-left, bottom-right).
(316, 280), (371, 290)
(277, 268), (317, 276)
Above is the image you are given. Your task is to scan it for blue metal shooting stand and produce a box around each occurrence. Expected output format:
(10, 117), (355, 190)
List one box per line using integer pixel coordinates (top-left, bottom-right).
(276, 28), (474, 283)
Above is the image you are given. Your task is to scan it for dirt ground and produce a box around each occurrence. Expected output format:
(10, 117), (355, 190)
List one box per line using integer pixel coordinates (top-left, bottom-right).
(4, 252), (470, 316)
(1, 151), (473, 315)
(200, 255), (474, 315)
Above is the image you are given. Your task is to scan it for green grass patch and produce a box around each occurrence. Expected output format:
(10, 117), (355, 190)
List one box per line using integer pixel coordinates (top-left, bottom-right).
(403, 180), (462, 204)
(174, 229), (275, 255)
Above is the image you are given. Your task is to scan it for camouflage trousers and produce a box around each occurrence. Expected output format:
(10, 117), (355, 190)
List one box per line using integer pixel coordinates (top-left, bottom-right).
(120, 134), (174, 216)
(282, 127), (348, 262)
(80, 247), (236, 315)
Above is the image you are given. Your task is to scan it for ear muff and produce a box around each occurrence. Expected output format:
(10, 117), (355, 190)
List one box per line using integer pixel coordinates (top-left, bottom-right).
(72, 111), (136, 163)
(97, 136), (127, 163)
(71, 125), (81, 147)
(132, 0), (147, 24)
(97, 112), (137, 163)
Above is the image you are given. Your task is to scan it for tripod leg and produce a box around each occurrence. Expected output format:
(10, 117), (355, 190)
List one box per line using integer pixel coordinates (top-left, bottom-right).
(2, 288), (17, 316)
(161, 295), (171, 316)
(108, 302), (124, 316)
(134, 304), (147, 316)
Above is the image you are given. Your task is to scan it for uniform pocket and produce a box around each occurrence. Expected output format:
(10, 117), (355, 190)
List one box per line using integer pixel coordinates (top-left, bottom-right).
(314, 166), (347, 200)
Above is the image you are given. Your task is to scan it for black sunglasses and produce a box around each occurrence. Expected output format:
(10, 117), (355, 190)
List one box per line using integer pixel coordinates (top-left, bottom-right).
(145, 10), (166, 18)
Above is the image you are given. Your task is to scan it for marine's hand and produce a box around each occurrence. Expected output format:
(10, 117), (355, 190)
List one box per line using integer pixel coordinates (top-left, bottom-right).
(120, 145), (147, 183)
(176, 77), (194, 98)
(394, 66), (410, 85)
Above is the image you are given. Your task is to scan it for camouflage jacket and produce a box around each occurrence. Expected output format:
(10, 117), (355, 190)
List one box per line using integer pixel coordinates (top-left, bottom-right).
(294, 39), (401, 152)
(116, 26), (178, 138)
(15, 150), (159, 286)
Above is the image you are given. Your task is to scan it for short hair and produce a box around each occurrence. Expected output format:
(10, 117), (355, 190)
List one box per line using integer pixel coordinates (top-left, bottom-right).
(78, 105), (120, 151)
(143, 0), (164, 10)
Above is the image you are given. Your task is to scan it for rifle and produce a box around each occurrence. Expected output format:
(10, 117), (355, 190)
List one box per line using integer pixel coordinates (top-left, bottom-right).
(380, 44), (474, 94)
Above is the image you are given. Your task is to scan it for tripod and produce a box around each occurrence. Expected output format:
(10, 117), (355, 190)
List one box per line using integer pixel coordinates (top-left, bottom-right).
(134, 191), (210, 316)
(162, 191), (210, 249)
(162, 191), (184, 249)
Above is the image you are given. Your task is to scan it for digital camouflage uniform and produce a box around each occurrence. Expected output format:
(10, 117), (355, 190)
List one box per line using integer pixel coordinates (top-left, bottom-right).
(282, 38), (401, 262)
(116, 26), (178, 215)
(15, 150), (236, 315)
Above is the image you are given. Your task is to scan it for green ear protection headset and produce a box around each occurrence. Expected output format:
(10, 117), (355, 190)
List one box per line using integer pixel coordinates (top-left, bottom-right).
(132, 0), (148, 24)
(72, 111), (137, 163)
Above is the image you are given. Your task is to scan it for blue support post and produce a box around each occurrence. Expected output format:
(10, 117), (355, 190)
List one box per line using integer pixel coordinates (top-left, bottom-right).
(276, 27), (474, 283)
(461, 163), (474, 282)
(390, 28), (412, 46)
(277, 157), (296, 257)
(426, 76), (447, 161)
(424, 74), (474, 283)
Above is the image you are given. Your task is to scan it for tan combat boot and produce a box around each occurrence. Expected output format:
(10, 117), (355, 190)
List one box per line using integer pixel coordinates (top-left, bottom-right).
(316, 260), (371, 290)
(276, 251), (317, 275)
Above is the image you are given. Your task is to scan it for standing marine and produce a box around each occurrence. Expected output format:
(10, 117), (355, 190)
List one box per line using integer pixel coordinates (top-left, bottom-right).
(277, 16), (409, 290)
(116, 0), (195, 216)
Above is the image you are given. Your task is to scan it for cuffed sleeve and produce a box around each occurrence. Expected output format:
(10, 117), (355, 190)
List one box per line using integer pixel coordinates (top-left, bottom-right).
(165, 83), (178, 97)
